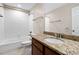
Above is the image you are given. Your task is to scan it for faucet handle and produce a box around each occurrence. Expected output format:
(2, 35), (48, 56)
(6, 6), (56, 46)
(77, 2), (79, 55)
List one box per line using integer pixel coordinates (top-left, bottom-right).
(59, 34), (63, 38)
(59, 34), (61, 38)
(54, 33), (58, 38)
(54, 33), (57, 37)
(61, 34), (63, 38)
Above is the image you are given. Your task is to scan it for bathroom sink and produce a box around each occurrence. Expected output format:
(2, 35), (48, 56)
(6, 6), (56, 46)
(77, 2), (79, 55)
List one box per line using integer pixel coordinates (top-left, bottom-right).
(44, 38), (64, 44)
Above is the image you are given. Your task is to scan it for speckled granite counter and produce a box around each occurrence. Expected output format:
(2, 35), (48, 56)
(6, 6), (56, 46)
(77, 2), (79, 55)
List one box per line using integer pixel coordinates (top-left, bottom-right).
(32, 34), (79, 55)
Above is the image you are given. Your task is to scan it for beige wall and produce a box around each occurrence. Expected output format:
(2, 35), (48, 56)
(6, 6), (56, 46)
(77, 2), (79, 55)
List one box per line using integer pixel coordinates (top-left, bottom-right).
(46, 4), (79, 35)
(33, 17), (45, 34)
(31, 4), (45, 34)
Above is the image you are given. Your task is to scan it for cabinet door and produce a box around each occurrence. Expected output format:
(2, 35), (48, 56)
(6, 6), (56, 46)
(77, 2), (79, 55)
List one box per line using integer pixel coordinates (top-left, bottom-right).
(32, 45), (43, 55)
(32, 38), (43, 52)
(45, 47), (59, 55)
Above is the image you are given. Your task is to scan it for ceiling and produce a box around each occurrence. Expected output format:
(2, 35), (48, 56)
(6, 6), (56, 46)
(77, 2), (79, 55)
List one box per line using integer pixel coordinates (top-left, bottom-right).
(4, 3), (67, 14)
(5, 3), (36, 10)
(43, 3), (67, 14)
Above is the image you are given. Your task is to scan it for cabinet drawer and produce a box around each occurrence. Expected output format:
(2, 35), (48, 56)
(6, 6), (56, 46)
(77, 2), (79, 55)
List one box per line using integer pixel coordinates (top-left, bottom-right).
(45, 47), (59, 55)
(32, 38), (43, 52)
(32, 45), (43, 55)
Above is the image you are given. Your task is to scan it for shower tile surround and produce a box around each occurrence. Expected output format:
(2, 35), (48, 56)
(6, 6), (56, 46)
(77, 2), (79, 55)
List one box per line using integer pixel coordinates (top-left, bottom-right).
(0, 4), (31, 55)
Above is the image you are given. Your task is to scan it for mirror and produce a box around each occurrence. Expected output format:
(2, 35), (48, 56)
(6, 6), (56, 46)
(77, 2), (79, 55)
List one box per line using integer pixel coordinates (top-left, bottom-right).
(45, 4), (79, 36)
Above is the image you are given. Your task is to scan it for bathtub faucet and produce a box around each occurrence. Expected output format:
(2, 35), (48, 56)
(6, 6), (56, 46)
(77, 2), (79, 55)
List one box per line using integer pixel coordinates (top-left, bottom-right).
(29, 31), (32, 36)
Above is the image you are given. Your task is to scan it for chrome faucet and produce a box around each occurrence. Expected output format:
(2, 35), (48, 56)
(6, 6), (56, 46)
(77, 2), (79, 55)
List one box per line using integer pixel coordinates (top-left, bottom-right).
(58, 34), (64, 42)
(54, 33), (58, 39)
(55, 33), (62, 39)
(59, 34), (61, 39)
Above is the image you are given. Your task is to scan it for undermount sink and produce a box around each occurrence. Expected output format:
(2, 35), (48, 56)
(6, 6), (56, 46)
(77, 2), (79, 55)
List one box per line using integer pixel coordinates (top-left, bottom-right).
(44, 38), (64, 44)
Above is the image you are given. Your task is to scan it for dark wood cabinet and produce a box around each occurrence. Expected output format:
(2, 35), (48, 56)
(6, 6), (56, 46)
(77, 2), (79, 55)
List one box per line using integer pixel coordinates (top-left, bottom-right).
(44, 46), (60, 55)
(32, 45), (43, 55)
(32, 38), (43, 52)
(32, 38), (43, 55)
(32, 38), (60, 55)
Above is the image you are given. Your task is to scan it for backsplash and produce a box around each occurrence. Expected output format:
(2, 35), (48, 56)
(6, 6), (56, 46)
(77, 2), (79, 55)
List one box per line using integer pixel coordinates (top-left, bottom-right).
(44, 31), (79, 42)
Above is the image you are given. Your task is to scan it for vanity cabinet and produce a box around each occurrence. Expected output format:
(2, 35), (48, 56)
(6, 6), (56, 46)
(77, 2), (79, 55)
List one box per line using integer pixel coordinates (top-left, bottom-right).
(32, 45), (43, 55)
(32, 38), (43, 55)
(32, 38), (60, 55)
(44, 46), (60, 55)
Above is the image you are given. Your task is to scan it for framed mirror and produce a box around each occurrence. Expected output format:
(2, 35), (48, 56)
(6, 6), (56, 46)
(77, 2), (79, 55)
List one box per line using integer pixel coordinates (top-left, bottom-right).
(44, 4), (79, 36)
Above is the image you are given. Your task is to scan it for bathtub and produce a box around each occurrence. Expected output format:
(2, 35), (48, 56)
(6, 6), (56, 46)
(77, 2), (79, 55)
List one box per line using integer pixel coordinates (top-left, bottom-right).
(0, 36), (32, 54)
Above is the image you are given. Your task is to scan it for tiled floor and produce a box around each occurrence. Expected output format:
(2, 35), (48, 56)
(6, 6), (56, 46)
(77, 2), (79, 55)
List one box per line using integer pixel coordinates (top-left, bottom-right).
(0, 45), (32, 55)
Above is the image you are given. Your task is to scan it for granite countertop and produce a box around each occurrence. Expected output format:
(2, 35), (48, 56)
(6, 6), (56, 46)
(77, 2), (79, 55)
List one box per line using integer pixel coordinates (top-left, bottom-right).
(32, 34), (79, 55)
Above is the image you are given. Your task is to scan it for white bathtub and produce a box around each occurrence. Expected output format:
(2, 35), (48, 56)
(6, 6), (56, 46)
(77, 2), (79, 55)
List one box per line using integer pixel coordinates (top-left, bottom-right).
(0, 36), (32, 54)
